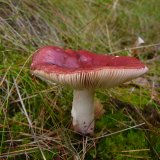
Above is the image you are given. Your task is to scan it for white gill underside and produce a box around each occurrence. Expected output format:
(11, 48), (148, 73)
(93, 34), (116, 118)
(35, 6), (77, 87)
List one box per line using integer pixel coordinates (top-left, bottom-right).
(33, 67), (148, 89)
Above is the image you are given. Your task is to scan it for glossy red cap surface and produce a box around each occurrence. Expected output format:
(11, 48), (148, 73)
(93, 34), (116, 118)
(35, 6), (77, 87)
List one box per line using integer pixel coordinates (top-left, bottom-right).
(31, 46), (148, 89)
(31, 46), (146, 73)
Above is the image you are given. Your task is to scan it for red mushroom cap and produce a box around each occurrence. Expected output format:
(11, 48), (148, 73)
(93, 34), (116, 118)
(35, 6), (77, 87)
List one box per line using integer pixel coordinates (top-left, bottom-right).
(31, 46), (148, 89)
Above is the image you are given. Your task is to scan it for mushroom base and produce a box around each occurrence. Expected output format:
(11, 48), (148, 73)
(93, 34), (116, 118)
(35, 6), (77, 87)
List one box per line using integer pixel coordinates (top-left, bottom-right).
(71, 89), (94, 134)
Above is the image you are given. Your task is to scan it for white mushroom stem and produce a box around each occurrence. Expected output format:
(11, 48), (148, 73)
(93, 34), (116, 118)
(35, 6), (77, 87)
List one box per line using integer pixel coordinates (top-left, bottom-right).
(71, 89), (95, 134)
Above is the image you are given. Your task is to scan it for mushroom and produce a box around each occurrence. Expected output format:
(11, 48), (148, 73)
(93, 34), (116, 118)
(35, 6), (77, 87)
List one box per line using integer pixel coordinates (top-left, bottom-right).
(30, 46), (148, 135)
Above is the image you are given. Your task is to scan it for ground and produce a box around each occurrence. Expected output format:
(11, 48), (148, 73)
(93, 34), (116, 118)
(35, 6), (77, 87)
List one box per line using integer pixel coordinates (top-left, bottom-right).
(0, 0), (160, 159)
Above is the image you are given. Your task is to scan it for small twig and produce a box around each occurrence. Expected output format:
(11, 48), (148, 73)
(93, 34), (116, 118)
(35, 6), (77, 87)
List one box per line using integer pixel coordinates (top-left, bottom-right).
(0, 147), (38, 158)
(121, 149), (150, 153)
(118, 154), (151, 159)
(82, 136), (88, 160)
(110, 43), (160, 55)
(14, 79), (46, 160)
(90, 123), (145, 140)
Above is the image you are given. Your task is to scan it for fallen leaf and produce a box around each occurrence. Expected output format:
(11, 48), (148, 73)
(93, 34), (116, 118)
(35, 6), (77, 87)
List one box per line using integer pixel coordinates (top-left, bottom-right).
(133, 77), (150, 88)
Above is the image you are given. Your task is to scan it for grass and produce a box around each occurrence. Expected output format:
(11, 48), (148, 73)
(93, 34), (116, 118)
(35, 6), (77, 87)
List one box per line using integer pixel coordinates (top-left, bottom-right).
(0, 0), (160, 159)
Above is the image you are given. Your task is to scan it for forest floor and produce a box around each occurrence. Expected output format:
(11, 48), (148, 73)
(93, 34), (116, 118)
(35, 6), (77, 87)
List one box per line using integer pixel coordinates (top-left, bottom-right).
(0, 0), (160, 159)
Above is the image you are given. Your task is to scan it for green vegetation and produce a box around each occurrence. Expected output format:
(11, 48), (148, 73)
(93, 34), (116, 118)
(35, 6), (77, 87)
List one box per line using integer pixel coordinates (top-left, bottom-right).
(0, 0), (160, 159)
